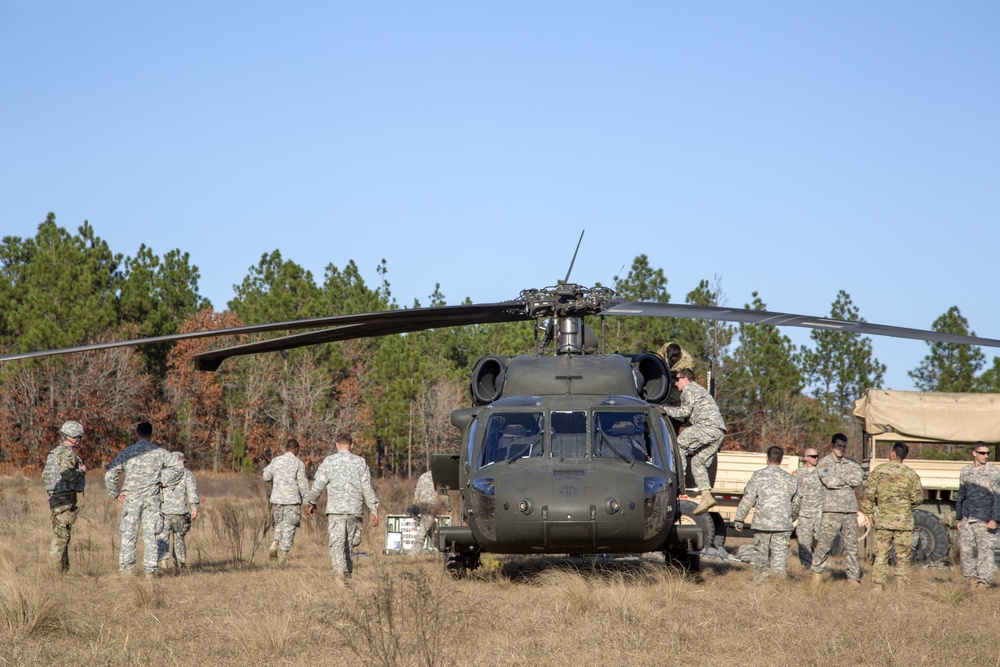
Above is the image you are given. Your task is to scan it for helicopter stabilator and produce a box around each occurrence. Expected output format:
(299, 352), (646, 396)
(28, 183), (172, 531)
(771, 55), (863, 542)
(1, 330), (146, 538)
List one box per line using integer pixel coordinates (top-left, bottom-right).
(5, 282), (1000, 576)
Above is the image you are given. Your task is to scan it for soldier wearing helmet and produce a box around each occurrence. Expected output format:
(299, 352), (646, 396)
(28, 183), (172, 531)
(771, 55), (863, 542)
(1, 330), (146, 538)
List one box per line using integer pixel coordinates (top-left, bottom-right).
(42, 420), (88, 574)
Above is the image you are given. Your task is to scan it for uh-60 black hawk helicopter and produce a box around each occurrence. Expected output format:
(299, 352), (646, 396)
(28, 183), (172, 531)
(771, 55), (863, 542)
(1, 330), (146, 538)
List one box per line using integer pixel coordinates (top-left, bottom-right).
(5, 270), (1000, 577)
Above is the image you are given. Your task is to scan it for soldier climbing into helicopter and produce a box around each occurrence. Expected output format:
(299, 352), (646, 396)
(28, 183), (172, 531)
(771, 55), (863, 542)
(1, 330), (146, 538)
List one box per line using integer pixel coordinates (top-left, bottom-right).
(661, 367), (726, 516)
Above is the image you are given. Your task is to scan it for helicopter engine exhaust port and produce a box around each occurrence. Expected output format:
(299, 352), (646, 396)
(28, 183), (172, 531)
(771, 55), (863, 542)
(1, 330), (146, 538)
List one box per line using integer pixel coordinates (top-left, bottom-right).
(470, 356), (509, 405)
(628, 353), (670, 404)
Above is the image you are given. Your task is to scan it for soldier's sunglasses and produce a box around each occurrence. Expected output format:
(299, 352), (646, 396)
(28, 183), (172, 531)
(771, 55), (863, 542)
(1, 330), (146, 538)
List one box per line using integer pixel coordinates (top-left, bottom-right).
(975, 450), (990, 456)
(804, 454), (818, 458)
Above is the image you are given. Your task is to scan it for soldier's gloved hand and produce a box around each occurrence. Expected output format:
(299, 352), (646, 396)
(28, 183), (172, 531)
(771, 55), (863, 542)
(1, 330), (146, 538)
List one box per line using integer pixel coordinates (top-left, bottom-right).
(734, 521), (743, 532)
(306, 503), (316, 516)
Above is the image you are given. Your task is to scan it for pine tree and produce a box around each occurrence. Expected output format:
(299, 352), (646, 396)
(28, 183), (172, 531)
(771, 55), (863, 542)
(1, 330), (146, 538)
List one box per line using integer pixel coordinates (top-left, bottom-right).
(908, 306), (984, 391)
(800, 290), (885, 416)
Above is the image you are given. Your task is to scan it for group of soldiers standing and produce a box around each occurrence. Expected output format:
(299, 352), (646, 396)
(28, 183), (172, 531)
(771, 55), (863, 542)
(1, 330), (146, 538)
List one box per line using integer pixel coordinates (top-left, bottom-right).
(43, 422), (397, 583)
(730, 433), (1000, 591)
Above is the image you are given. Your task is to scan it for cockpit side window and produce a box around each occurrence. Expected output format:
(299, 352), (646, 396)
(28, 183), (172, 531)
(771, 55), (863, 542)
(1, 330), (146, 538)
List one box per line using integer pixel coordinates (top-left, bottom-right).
(480, 412), (545, 467)
(658, 416), (676, 472)
(465, 418), (479, 472)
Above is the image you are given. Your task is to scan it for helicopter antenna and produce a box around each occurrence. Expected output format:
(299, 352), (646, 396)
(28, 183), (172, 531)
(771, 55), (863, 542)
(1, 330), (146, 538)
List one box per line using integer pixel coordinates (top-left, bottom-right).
(563, 229), (585, 284)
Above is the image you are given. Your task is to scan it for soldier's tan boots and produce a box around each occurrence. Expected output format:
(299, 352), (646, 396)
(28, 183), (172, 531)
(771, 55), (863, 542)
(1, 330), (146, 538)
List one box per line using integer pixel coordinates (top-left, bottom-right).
(693, 489), (716, 516)
(268, 540), (279, 560)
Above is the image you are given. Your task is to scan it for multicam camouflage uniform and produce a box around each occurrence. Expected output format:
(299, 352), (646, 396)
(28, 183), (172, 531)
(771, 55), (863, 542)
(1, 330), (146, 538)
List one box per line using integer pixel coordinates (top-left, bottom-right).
(307, 450), (379, 577)
(408, 471), (452, 554)
(105, 440), (184, 574)
(661, 380), (726, 491)
(860, 461), (923, 585)
(263, 451), (310, 553)
(159, 457), (200, 567)
(793, 463), (823, 567)
(734, 465), (800, 581)
(43, 443), (86, 573)
(656, 342), (696, 374)
(810, 454), (864, 581)
(955, 463), (1000, 585)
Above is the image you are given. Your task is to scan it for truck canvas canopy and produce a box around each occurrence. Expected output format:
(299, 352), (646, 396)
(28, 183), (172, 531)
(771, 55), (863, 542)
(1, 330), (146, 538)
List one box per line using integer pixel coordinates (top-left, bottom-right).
(853, 389), (1000, 444)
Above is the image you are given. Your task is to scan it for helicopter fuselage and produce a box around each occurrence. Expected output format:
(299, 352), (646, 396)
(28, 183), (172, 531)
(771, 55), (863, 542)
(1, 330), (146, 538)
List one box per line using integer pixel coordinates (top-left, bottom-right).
(434, 354), (702, 563)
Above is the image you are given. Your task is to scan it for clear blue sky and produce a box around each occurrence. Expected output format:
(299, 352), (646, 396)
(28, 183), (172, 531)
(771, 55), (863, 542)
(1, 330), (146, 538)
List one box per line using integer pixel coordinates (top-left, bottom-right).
(3, 2), (999, 391)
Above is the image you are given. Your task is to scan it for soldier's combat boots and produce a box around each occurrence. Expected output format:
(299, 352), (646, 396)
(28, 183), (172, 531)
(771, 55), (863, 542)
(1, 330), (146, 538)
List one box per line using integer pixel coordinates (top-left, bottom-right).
(693, 489), (716, 516)
(268, 540), (279, 560)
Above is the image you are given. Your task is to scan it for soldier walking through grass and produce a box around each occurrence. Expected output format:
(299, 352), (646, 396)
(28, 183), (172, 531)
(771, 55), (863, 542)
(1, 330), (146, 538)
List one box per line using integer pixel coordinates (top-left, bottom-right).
(43, 420), (87, 574)
(810, 433), (864, 584)
(158, 451), (200, 571)
(407, 470), (452, 555)
(263, 438), (310, 562)
(105, 422), (185, 576)
(793, 446), (823, 568)
(661, 368), (726, 515)
(956, 442), (1000, 590)
(860, 442), (923, 591)
(306, 433), (379, 583)
(733, 446), (800, 583)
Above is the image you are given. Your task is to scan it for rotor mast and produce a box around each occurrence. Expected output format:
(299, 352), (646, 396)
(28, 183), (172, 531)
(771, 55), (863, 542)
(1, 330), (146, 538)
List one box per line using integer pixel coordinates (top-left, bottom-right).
(520, 284), (615, 355)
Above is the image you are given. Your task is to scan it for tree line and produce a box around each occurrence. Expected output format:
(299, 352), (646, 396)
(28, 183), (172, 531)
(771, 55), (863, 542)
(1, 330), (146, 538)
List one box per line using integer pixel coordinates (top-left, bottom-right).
(2, 214), (996, 474)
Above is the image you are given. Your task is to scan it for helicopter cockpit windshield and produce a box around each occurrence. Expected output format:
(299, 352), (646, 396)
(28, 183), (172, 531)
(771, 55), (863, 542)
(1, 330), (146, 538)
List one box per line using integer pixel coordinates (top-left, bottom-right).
(593, 411), (662, 468)
(481, 412), (544, 466)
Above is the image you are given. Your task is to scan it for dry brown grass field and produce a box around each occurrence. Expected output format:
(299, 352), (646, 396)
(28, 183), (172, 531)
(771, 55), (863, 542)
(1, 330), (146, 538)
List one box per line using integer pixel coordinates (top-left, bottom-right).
(2, 471), (1000, 667)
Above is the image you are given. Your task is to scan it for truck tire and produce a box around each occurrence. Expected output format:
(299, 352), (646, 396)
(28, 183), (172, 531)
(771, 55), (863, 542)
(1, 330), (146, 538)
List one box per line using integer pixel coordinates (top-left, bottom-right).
(911, 509), (949, 563)
(679, 499), (715, 550)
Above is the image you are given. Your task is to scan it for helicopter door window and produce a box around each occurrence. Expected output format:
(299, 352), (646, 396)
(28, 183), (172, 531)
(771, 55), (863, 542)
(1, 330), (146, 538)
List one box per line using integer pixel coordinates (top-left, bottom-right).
(465, 418), (479, 472)
(551, 411), (587, 459)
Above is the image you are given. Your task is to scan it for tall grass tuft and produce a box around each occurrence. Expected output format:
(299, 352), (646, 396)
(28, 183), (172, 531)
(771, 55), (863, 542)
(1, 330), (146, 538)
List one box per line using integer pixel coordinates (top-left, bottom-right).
(0, 577), (67, 639)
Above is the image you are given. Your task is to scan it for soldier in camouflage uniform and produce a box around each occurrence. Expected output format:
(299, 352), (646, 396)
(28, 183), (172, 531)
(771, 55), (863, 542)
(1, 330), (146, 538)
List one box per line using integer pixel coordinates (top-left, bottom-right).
(810, 433), (864, 583)
(860, 442), (923, 590)
(656, 342), (696, 375)
(733, 446), (800, 582)
(661, 368), (726, 515)
(793, 447), (823, 567)
(158, 451), (199, 571)
(407, 470), (453, 555)
(42, 420), (88, 574)
(955, 442), (1000, 590)
(306, 433), (379, 582)
(105, 422), (184, 575)
(263, 439), (310, 561)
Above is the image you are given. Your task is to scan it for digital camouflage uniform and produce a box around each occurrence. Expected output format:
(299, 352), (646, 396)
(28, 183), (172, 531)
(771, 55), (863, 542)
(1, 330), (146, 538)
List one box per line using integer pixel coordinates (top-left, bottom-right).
(159, 460), (199, 567)
(307, 450), (379, 577)
(860, 461), (923, 585)
(734, 465), (800, 581)
(661, 380), (726, 491)
(263, 451), (310, 554)
(43, 443), (86, 573)
(793, 463), (823, 567)
(409, 471), (453, 554)
(105, 440), (184, 574)
(810, 454), (864, 581)
(955, 462), (1000, 585)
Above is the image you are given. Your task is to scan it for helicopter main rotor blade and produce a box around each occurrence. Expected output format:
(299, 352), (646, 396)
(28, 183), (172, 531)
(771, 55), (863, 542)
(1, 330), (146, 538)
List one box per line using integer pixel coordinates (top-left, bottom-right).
(604, 301), (1000, 349)
(0, 301), (527, 367)
(194, 302), (530, 371)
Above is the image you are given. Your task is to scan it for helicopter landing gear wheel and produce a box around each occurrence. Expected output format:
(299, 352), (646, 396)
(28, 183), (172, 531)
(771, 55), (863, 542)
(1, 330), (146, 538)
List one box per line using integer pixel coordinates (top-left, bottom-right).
(445, 552), (480, 578)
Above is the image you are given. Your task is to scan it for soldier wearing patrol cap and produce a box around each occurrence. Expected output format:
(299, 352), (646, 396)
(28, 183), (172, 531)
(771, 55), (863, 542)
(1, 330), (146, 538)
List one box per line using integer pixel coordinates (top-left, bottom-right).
(42, 420), (88, 573)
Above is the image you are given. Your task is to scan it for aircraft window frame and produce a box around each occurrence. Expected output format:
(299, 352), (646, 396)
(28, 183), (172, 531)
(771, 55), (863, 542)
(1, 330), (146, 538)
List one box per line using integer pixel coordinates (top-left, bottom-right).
(591, 410), (662, 467)
(550, 410), (589, 459)
(465, 418), (479, 473)
(657, 415), (676, 473)
(478, 411), (545, 468)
